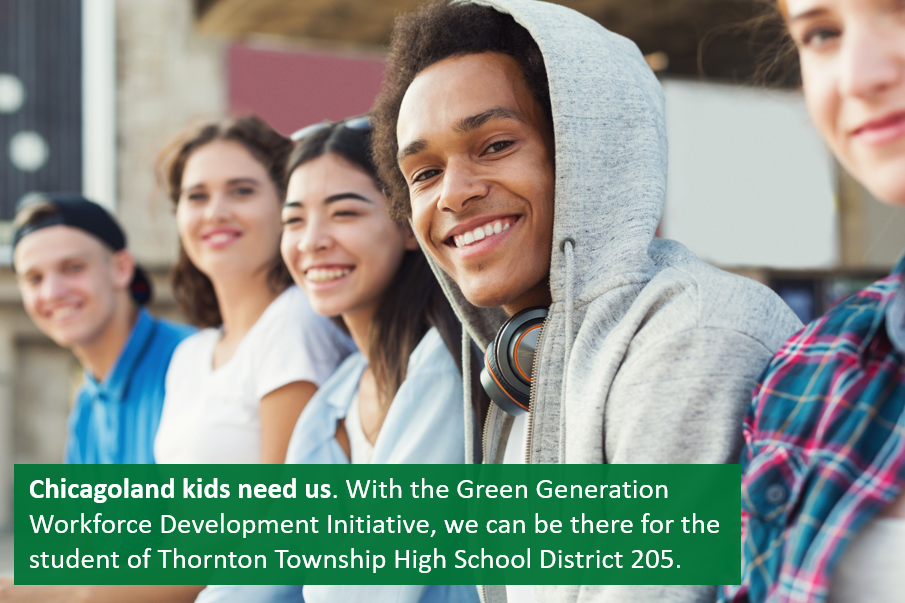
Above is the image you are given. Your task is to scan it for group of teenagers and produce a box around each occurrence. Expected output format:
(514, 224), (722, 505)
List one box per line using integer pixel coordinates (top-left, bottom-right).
(1, 0), (903, 601)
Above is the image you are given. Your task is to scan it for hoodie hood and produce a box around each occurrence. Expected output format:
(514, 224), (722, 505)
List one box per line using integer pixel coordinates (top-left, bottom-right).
(404, 8), (803, 602)
(425, 0), (667, 350)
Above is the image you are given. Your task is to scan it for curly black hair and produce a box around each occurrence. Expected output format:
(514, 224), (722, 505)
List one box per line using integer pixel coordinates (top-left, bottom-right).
(371, 0), (552, 221)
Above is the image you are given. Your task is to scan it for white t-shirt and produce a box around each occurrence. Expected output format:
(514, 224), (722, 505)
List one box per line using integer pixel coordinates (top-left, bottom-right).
(827, 517), (905, 603)
(154, 285), (353, 464)
(503, 413), (535, 603)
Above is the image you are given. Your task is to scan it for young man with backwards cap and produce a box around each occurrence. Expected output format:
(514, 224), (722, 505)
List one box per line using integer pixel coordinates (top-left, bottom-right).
(0, 194), (204, 601)
(12, 193), (194, 464)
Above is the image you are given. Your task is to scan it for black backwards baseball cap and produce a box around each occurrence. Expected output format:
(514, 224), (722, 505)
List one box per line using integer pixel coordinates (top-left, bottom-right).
(12, 193), (153, 305)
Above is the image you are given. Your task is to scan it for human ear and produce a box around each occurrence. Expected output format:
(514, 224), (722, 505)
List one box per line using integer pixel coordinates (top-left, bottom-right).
(110, 249), (137, 290)
(401, 225), (420, 251)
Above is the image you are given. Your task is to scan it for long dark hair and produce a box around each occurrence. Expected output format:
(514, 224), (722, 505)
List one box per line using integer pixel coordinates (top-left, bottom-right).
(157, 116), (294, 328)
(287, 121), (488, 421)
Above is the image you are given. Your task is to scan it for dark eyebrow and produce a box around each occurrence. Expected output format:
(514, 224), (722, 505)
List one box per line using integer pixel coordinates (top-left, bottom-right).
(181, 177), (260, 194)
(227, 177), (260, 186)
(398, 139), (427, 162)
(454, 106), (523, 133)
(283, 193), (373, 209)
(397, 106), (523, 163)
(19, 254), (88, 275)
(787, 7), (828, 23)
(325, 193), (372, 204)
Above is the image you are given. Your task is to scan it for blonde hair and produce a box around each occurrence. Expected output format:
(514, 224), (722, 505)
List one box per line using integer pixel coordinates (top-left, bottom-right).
(13, 199), (59, 231)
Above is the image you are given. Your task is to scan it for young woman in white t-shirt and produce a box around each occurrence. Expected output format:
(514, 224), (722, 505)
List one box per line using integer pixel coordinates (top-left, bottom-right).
(152, 116), (352, 465)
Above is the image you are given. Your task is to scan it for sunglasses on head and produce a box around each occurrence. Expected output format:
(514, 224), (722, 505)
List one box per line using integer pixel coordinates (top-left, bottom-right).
(290, 115), (371, 142)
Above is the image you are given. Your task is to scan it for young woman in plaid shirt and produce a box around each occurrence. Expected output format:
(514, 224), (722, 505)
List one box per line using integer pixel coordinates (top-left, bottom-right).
(724, 1), (905, 602)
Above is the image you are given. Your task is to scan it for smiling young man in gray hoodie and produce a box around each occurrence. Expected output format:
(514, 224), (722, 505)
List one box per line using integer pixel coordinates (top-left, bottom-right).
(372, 1), (801, 601)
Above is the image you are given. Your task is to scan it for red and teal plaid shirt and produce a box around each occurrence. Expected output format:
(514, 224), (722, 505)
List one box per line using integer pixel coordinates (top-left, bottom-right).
(721, 258), (905, 603)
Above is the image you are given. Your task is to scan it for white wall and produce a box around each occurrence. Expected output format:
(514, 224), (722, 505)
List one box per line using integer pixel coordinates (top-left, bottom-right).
(661, 79), (837, 268)
(82, 0), (117, 211)
(116, 0), (226, 266)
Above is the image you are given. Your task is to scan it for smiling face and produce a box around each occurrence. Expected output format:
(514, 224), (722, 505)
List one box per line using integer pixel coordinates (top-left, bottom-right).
(396, 52), (555, 314)
(785, 0), (905, 204)
(15, 225), (133, 349)
(281, 153), (416, 325)
(176, 140), (284, 284)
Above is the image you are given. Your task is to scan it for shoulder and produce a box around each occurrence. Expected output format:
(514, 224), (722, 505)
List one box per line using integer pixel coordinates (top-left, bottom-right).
(318, 351), (367, 395)
(406, 327), (459, 376)
(253, 287), (353, 359)
(260, 286), (344, 339)
(785, 275), (897, 345)
(272, 285), (316, 318)
(151, 316), (197, 345)
(170, 327), (218, 362)
(639, 239), (802, 350)
(392, 329), (463, 409)
(768, 275), (896, 366)
(754, 275), (898, 406)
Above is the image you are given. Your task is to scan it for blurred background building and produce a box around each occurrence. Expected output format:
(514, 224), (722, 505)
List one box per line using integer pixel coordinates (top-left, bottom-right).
(1, 0), (904, 568)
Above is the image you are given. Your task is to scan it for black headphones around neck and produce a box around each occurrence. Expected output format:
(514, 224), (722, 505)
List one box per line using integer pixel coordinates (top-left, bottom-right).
(480, 307), (548, 416)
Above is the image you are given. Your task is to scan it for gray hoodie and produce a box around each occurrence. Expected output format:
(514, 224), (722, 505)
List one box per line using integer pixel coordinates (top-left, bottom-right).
(420, 0), (803, 602)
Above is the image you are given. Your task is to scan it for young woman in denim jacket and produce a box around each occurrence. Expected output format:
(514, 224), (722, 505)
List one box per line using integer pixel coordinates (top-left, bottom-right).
(194, 118), (484, 603)
(723, 2), (905, 602)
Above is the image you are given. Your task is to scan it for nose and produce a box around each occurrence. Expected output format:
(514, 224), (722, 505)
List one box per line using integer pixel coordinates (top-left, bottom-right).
(297, 215), (333, 255)
(437, 156), (489, 213)
(39, 272), (67, 302)
(839, 21), (903, 100)
(203, 191), (231, 222)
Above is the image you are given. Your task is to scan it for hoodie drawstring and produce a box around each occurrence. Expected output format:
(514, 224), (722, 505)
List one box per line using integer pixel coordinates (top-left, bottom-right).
(559, 237), (576, 463)
(462, 328), (474, 465)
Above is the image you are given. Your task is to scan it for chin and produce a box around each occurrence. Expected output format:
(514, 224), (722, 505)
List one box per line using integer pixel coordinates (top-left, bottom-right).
(850, 157), (905, 206)
(45, 328), (86, 349)
(459, 282), (522, 309)
(867, 174), (905, 206)
(306, 296), (348, 319)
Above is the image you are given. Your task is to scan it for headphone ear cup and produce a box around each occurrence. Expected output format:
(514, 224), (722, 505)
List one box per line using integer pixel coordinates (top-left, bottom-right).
(480, 340), (530, 416)
(479, 306), (548, 416)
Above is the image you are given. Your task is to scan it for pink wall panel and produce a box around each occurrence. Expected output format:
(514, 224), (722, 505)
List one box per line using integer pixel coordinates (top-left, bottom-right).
(228, 44), (386, 136)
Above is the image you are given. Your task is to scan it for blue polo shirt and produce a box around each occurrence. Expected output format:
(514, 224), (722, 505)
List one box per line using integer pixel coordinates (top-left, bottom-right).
(64, 308), (195, 464)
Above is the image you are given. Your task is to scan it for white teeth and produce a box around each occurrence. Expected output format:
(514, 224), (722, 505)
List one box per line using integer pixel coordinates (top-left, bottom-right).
(306, 268), (352, 283)
(50, 306), (78, 320)
(207, 233), (235, 245)
(453, 219), (514, 249)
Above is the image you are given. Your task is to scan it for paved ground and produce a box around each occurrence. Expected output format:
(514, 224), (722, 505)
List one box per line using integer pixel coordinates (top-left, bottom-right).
(0, 532), (12, 577)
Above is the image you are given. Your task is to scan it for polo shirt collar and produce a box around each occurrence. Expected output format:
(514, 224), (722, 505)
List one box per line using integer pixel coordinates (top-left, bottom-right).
(83, 308), (156, 402)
